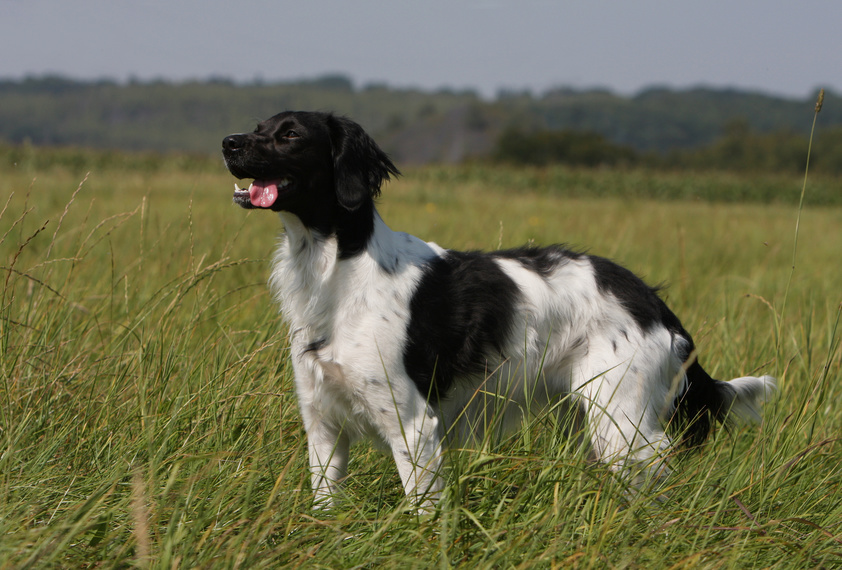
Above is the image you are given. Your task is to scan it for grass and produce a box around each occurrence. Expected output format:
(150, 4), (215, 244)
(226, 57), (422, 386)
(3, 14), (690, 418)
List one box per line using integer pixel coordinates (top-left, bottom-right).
(1, 155), (840, 568)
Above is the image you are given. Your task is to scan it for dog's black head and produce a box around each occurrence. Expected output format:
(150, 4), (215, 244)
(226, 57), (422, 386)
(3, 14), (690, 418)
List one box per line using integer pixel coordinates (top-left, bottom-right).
(222, 112), (399, 234)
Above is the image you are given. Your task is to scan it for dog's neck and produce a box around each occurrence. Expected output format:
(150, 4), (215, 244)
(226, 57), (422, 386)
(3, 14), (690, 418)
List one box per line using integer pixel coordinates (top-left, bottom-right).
(287, 197), (376, 260)
(276, 204), (390, 266)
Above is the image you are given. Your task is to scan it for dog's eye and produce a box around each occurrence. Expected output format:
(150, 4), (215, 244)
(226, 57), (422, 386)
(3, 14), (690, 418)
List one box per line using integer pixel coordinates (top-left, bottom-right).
(284, 130), (300, 139)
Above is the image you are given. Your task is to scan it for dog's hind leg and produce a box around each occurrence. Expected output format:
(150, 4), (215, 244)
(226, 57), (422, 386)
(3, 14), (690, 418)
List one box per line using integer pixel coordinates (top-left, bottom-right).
(574, 337), (675, 487)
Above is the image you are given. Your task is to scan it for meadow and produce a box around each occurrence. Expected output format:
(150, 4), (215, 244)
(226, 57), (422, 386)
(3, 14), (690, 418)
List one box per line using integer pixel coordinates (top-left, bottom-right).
(1, 153), (840, 568)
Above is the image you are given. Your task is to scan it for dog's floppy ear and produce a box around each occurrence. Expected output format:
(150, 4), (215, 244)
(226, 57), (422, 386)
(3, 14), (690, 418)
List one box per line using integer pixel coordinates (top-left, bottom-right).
(329, 115), (400, 211)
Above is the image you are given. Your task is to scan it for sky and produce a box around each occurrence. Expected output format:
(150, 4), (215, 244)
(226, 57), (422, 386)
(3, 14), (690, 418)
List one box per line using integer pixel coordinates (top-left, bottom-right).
(2, 0), (839, 100)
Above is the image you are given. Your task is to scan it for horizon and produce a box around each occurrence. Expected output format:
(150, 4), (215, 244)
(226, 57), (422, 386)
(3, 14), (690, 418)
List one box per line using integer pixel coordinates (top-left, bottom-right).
(1, 72), (829, 103)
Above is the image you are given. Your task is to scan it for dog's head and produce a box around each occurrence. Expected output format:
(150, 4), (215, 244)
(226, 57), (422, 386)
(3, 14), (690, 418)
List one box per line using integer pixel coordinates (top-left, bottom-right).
(222, 111), (399, 218)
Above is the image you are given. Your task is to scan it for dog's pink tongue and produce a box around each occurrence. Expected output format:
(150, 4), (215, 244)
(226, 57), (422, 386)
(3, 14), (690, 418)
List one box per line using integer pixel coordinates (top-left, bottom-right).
(249, 180), (278, 208)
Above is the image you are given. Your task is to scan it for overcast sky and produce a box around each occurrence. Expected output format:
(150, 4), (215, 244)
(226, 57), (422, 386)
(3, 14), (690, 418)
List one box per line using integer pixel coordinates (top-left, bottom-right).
(2, 0), (838, 99)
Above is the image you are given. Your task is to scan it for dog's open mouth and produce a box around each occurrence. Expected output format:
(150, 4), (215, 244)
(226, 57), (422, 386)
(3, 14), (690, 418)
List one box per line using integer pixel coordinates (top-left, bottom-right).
(233, 178), (292, 208)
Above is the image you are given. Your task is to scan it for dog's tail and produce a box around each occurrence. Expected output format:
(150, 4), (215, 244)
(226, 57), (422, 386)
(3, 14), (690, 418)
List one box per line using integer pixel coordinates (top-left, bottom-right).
(675, 360), (776, 447)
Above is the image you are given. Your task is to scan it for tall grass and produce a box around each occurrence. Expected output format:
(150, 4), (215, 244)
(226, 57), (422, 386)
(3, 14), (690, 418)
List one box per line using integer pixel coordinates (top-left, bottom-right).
(1, 158), (840, 567)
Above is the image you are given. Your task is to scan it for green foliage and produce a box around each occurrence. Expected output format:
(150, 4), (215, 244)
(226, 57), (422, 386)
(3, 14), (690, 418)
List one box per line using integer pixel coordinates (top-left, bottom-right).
(412, 163), (842, 206)
(2, 76), (842, 167)
(0, 140), (218, 176)
(493, 127), (637, 167)
(659, 120), (842, 175)
(665, 119), (808, 171)
(0, 75), (479, 154)
(491, 120), (842, 176)
(532, 87), (842, 150)
(1, 158), (841, 567)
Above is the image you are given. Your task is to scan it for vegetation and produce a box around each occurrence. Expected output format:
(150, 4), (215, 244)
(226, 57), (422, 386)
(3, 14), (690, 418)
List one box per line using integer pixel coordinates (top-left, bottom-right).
(493, 127), (637, 167)
(1, 148), (840, 567)
(3, 75), (842, 169)
(493, 120), (842, 175)
(4, 143), (842, 207)
(0, 75), (478, 157)
(664, 120), (842, 175)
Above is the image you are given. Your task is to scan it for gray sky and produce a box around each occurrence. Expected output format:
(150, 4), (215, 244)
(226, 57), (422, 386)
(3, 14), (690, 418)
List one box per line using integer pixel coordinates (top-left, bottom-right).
(2, 0), (838, 99)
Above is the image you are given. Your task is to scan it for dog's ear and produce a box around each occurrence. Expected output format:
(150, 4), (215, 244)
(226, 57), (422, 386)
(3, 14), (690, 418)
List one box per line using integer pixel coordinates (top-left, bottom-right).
(329, 115), (400, 211)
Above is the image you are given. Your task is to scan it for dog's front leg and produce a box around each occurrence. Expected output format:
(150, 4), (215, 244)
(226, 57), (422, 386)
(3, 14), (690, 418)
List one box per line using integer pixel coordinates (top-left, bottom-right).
(304, 418), (350, 509)
(291, 343), (351, 508)
(383, 395), (445, 511)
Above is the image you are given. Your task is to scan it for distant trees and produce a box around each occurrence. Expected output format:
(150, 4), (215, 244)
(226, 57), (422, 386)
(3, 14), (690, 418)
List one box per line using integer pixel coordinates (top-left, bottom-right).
(0, 75), (480, 154)
(493, 128), (637, 167)
(661, 121), (842, 174)
(1, 76), (841, 174)
(493, 121), (842, 175)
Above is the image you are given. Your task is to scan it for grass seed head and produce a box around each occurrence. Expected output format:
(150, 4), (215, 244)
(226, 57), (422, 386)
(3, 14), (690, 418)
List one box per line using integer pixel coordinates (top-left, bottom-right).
(815, 88), (825, 113)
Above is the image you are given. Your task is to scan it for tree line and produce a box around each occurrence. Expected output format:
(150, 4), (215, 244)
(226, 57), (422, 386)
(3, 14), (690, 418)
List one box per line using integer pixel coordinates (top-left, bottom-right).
(1, 75), (839, 173)
(493, 120), (842, 174)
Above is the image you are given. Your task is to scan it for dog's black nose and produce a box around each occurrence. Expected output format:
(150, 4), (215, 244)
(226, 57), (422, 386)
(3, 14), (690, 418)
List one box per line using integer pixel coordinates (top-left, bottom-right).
(223, 135), (244, 151)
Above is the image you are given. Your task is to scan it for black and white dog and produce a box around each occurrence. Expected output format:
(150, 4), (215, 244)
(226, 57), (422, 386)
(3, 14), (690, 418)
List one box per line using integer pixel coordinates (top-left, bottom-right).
(222, 111), (774, 509)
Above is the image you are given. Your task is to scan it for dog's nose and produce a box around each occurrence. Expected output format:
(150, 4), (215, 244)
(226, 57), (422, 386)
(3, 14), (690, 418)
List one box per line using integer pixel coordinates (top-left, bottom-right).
(223, 135), (244, 151)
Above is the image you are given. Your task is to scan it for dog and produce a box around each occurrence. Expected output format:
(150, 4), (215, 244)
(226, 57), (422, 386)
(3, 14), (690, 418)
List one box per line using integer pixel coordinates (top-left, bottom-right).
(222, 111), (775, 510)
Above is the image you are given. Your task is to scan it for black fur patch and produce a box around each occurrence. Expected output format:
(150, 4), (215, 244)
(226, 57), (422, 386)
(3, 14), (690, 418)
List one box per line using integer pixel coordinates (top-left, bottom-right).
(303, 338), (327, 355)
(403, 251), (520, 400)
(675, 360), (736, 446)
(493, 245), (582, 277)
(334, 202), (377, 259)
(590, 255), (686, 336)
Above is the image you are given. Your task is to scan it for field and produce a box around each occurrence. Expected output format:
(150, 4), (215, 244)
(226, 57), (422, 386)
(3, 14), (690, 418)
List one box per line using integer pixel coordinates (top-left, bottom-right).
(1, 154), (841, 568)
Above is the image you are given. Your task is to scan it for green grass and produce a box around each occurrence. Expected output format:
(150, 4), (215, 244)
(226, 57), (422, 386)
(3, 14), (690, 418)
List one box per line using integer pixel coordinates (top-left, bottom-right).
(1, 158), (840, 568)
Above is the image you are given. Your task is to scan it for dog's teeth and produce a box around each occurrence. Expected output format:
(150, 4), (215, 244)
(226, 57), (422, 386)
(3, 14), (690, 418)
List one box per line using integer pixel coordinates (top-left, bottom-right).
(234, 183), (241, 192)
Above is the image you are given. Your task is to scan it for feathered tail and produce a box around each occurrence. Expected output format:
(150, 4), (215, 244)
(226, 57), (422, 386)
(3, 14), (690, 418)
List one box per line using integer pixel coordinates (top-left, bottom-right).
(675, 360), (776, 446)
